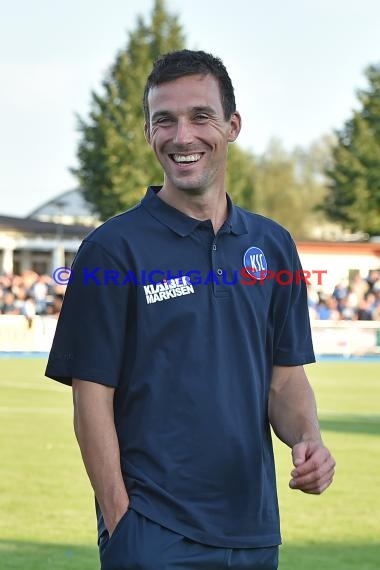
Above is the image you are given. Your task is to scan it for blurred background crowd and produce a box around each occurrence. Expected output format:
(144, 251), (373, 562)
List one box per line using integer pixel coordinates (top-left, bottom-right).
(307, 270), (380, 321)
(0, 272), (65, 325)
(1, 269), (380, 323)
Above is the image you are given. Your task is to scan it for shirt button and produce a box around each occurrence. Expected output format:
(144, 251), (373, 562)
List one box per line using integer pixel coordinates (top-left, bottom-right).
(212, 244), (217, 251)
(217, 268), (223, 276)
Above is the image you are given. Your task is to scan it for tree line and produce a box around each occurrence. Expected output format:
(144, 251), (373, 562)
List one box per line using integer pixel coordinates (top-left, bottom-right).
(73, 0), (380, 239)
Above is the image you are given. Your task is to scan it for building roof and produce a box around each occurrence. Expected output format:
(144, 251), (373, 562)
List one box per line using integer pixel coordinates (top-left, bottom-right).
(27, 188), (98, 220)
(0, 214), (91, 237)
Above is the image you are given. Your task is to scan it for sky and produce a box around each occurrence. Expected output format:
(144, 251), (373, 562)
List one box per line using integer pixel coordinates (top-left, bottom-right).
(1, 0), (379, 217)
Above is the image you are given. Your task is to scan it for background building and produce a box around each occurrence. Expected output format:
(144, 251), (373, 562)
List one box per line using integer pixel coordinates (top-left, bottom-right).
(0, 189), (99, 275)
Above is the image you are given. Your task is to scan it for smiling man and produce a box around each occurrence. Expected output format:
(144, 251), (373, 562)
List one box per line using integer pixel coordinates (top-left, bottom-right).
(46, 50), (335, 570)
(146, 73), (240, 206)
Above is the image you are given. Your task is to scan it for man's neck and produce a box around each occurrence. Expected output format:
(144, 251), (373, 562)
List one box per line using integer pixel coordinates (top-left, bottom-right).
(157, 184), (228, 234)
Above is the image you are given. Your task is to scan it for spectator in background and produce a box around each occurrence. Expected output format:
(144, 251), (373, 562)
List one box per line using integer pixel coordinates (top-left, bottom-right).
(316, 300), (330, 320)
(0, 291), (20, 315)
(332, 279), (348, 314)
(372, 294), (380, 321)
(326, 298), (340, 321)
(351, 274), (369, 303)
(362, 292), (378, 320)
(357, 299), (372, 321)
(367, 270), (380, 294)
(32, 275), (49, 315)
(306, 284), (319, 320)
(332, 279), (348, 304)
(22, 294), (36, 328)
(339, 297), (358, 320)
(315, 297), (340, 321)
(47, 293), (64, 317)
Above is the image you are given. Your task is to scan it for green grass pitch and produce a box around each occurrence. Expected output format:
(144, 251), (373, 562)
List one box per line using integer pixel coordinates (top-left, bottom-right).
(0, 358), (379, 569)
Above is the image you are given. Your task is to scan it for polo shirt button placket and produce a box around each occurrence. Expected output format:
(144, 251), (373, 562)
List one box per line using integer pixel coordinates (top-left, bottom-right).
(211, 242), (218, 294)
(211, 238), (229, 297)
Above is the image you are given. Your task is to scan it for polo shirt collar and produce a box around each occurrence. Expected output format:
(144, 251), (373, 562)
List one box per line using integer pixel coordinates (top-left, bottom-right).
(141, 186), (248, 237)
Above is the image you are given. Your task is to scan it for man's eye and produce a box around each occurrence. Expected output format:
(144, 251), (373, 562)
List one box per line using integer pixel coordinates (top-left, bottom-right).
(156, 117), (173, 125)
(194, 114), (209, 122)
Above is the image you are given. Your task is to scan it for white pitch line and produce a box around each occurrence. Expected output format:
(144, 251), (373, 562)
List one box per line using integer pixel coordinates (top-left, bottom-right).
(0, 380), (68, 392)
(319, 411), (380, 421)
(0, 407), (71, 414)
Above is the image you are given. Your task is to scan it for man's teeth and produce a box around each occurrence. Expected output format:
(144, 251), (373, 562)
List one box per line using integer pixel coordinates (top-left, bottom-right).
(172, 154), (201, 163)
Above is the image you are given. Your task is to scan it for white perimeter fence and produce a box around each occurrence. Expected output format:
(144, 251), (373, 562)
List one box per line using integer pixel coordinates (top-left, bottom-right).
(0, 316), (380, 357)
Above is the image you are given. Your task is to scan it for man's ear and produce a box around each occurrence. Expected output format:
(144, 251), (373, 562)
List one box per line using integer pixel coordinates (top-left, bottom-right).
(227, 111), (242, 143)
(144, 122), (151, 145)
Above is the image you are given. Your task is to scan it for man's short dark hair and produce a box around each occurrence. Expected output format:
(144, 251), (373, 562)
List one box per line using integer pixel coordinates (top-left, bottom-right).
(143, 49), (236, 123)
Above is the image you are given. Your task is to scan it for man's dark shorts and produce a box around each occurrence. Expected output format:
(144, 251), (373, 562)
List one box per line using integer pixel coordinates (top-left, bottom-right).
(99, 508), (279, 569)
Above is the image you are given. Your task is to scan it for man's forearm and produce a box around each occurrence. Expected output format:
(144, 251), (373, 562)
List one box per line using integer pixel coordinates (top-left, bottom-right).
(72, 379), (129, 533)
(268, 365), (335, 494)
(268, 365), (322, 448)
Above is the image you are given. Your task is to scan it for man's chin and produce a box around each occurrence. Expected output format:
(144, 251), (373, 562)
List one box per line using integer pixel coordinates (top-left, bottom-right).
(177, 185), (206, 195)
(167, 176), (209, 195)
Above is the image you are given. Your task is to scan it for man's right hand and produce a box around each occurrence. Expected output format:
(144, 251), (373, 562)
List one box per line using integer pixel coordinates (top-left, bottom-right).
(72, 379), (130, 539)
(105, 499), (130, 537)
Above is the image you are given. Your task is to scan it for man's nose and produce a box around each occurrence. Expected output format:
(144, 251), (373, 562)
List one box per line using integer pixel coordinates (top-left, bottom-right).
(173, 119), (194, 145)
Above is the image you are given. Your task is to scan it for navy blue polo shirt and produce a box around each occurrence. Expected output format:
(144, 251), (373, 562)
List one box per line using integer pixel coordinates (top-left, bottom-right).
(46, 186), (315, 548)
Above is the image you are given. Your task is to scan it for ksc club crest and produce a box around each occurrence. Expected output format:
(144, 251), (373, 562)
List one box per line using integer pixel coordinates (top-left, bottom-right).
(243, 246), (268, 280)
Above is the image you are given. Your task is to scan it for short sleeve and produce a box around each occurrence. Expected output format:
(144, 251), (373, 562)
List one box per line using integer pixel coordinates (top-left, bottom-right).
(272, 241), (315, 366)
(45, 240), (130, 386)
